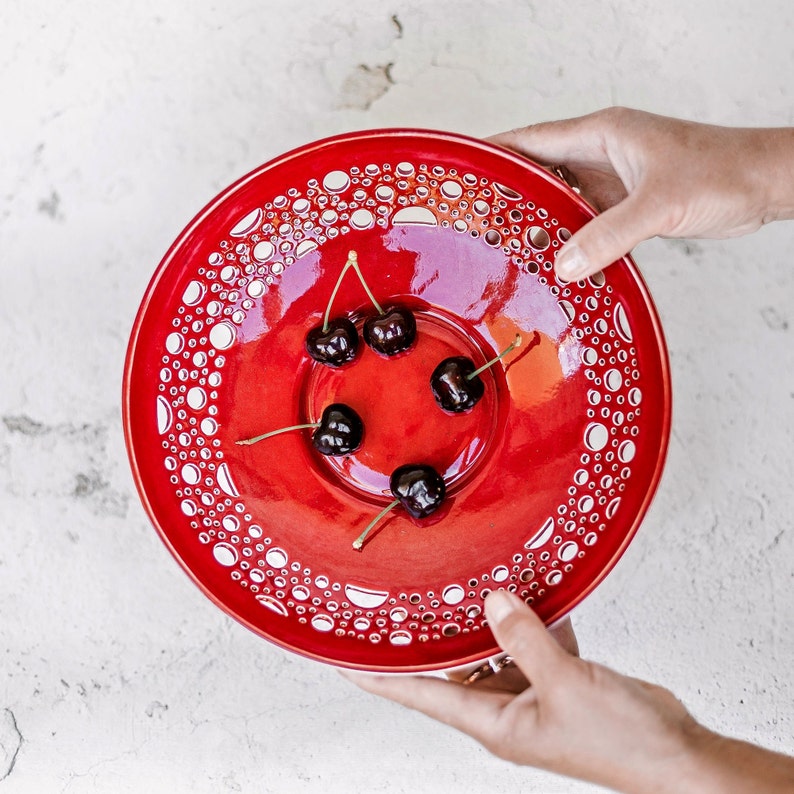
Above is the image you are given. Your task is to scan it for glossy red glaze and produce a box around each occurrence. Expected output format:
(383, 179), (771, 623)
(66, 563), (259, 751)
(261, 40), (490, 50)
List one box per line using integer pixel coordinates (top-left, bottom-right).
(123, 130), (671, 672)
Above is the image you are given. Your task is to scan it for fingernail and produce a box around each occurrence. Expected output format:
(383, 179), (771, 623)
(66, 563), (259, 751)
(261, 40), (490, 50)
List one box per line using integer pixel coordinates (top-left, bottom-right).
(485, 590), (520, 625)
(555, 242), (591, 281)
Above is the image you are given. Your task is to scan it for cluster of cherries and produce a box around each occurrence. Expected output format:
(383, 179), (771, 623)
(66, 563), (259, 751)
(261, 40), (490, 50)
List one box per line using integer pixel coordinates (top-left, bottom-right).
(237, 251), (520, 550)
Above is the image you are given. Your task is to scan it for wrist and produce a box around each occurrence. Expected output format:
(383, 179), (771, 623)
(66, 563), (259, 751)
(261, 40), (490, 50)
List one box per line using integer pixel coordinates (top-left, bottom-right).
(748, 127), (794, 224)
(598, 718), (718, 794)
(609, 721), (749, 794)
(672, 726), (735, 794)
(648, 722), (724, 794)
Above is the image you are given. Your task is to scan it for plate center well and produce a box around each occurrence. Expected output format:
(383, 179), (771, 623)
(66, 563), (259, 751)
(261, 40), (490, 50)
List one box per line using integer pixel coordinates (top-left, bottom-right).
(301, 305), (509, 503)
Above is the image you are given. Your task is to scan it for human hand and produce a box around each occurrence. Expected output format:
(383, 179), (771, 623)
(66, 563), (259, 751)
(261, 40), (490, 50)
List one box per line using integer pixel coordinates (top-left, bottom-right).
(444, 612), (578, 692)
(343, 590), (794, 793)
(343, 590), (703, 793)
(490, 107), (794, 281)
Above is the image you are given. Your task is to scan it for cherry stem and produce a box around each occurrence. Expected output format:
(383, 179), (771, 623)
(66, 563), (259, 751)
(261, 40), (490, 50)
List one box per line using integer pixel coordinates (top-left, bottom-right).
(466, 334), (522, 381)
(352, 498), (400, 551)
(322, 250), (384, 332)
(236, 423), (319, 446)
(346, 252), (385, 317)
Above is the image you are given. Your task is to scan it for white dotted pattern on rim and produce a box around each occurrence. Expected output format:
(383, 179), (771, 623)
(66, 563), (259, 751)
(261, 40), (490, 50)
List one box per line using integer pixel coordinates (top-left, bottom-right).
(154, 161), (641, 649)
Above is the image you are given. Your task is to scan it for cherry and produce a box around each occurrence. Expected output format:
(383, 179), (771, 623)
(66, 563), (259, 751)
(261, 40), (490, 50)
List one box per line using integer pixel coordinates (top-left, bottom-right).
(430, 356), (483, 413)
(305, 251), (364, 368)
(305, 317), (358, 367)
(431, 334), (521, 413)
(306, 249), (416, 363)
(390, 463), (446, 518)
(334, 250), (415, 356)
(352, 463), (446, 550)
(363, 307), (417, 357)
(236, 403), (363, 457)
(311, 404), (364, 456)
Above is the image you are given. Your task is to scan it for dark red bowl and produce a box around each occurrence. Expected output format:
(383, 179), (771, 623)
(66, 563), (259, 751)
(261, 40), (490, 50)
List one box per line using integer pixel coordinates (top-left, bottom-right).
(123, 129), (671, 672)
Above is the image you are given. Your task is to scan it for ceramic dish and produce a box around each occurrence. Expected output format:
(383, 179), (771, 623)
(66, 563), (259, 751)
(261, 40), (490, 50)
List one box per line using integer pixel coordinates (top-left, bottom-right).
(123, 130), (671, 672)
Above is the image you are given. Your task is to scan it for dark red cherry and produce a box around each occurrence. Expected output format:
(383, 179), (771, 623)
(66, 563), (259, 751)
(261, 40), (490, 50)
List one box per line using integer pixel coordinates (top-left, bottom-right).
(305, 317), (359, 367)
(430, 335), (521, 413)
(237, 402), (362, 457)
(430, 356), (484, 413)
(311, 403), (363, 456)
(352, 463), (446, 549)
(389, 463), (446, 519)
(363, 307), (417, 357)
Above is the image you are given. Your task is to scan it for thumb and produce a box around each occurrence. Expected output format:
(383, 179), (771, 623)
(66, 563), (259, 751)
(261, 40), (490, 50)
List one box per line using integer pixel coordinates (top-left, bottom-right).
(554, 191), (664, 281)
(485, 591), (572, 688)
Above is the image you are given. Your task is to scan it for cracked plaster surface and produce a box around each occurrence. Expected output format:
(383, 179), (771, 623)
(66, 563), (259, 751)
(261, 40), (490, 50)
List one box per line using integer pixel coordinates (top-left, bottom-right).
(0, 709), (22, 781)
(336, 62), (395, 110)
(0, 1), (792, 792)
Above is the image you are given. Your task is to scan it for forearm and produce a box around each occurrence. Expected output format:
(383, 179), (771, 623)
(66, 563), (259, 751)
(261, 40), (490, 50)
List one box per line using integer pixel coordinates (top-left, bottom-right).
(619, 726), (794, 794)
(684, 730), (794, 794)
(752, 127), (794, 224)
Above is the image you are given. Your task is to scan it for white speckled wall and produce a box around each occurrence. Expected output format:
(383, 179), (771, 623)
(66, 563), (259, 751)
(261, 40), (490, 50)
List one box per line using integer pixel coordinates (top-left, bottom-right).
(1, 2), (792, 792)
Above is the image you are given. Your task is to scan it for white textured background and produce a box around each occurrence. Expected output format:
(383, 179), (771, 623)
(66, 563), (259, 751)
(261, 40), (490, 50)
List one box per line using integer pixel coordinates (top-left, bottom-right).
(1, 2), (792, 792)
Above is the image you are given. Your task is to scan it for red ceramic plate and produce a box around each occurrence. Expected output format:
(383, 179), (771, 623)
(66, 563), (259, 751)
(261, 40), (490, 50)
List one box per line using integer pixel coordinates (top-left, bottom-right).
(123, 130), (670, 673)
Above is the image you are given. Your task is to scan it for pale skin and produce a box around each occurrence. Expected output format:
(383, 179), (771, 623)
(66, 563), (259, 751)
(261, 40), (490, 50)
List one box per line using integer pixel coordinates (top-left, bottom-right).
(342, 108), (794, 793)
(491, 106), (794, 281)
